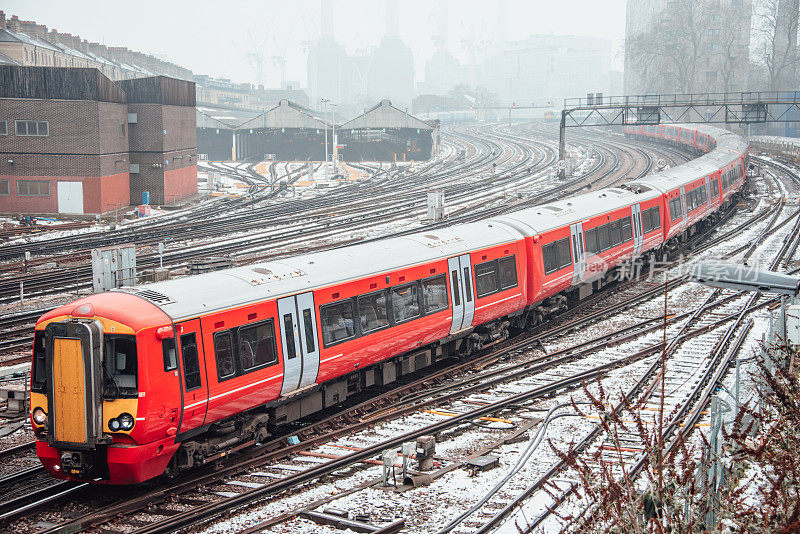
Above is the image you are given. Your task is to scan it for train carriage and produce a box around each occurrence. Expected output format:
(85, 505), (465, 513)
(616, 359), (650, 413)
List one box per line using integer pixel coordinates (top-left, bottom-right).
(30, 221), (529, 483)
(491, 184), (663, 307)
(750, 136), (800, 164)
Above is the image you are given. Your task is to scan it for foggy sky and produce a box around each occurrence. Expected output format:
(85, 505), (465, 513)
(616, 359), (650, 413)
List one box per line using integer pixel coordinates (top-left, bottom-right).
(4, 0), (627, 87)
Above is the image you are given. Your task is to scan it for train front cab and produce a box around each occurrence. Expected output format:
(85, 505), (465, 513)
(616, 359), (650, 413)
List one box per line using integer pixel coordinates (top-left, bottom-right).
(30, 295), (182, 484)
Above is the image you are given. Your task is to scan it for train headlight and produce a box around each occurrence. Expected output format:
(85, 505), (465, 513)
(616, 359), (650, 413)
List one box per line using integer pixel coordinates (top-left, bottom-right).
(32, 407), (47, 425)
(117, 413), (135, 431)
(109, 418), (121, 431)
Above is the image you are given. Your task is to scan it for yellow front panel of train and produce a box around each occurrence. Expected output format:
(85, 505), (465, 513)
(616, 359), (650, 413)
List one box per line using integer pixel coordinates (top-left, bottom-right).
(53, 338), (86, 443)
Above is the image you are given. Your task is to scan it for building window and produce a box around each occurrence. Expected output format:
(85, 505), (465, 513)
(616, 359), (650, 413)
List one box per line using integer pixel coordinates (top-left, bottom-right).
(15, 120), (49, 137)
(0, 121), (6, 135)
(17, 180), (50, 196)
(0, 180), (8, 196)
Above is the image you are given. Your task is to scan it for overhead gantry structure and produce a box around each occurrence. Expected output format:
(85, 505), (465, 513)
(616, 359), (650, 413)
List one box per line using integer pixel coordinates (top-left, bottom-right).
(557, 91), (800, 177)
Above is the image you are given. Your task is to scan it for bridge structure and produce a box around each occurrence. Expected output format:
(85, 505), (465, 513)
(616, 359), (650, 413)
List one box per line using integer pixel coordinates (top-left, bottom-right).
(557, 91), (800, 177)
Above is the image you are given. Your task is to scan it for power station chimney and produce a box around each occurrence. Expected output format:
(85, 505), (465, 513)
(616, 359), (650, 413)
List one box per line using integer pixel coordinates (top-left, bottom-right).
(321, 0), (334, 38)
(386, 0), (399, 37)
(436, 0), (449, 49)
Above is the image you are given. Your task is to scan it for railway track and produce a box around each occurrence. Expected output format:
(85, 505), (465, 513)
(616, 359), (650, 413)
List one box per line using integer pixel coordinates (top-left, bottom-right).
(477, 154), (800, 533)
(0, 150), (774, 532)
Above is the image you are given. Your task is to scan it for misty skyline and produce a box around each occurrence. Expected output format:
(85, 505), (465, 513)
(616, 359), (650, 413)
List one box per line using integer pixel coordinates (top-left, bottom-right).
(4, 0), (627, 88)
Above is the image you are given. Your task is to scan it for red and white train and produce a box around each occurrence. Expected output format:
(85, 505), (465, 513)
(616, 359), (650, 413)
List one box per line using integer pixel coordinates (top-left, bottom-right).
(31, 124), (748, 484)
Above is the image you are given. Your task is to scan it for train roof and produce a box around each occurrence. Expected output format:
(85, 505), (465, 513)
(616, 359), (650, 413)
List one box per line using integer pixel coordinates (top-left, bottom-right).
(628, 125), (746, 193)
(37, 291), (172, 333)
(114, 220), (522, 321)
(490, 184), (661, 235)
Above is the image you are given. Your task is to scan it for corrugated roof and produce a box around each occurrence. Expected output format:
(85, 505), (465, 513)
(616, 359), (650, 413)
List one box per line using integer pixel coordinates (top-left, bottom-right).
(339, 99), (433, 130)
(262, 99), (329, 129)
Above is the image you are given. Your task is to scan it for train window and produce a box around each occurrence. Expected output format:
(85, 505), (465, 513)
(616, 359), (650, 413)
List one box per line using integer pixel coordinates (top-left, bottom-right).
(610, 220), (622, 247)
(463, 268), (473, 302)
(543, 237), (572, 275)
(180, 333), (202, 391)
(643, 208), (654, 233)
(711, 179), (719, 198)
(584, 228), (598, 254)
(162, 338), (178, 372)
(621, 217), (633, 242)
(422, 275), (448, 313)
(104, 335), (138, 397)
(475, 260), (499, 298)
(597, 225), (611, 252)
(282, 314), (297, 359)
(451, 271), (461, 306)
(391, 283), (421, 323)
(498, 256), (518, 290)
(239, 320), (278, 370)
(670, 197), (682, 220)
(302, 309), (315, 353)
(652, 206), (661, 231)
(358, 291), (390, 333)
(214, 331), (236, 379)
(642, 211), (650, 234)
(320, 300), (356, 346)
(31, 332), (46, 393)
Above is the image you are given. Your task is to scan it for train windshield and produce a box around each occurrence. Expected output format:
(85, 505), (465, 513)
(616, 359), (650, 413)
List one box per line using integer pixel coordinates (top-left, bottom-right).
(31, 332), (46, 393)
(103, 334), (138, 398)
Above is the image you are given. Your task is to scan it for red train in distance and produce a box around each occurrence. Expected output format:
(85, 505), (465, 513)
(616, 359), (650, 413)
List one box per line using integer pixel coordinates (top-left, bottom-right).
(30, 123), (748, 484)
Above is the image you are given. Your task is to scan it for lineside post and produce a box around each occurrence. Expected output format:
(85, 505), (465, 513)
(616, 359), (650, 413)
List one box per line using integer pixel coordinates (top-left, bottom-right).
(559, 109), (567, 179)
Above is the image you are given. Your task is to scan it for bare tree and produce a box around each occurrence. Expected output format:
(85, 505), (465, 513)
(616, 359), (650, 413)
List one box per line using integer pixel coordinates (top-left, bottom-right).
(716, 6), (751, 92)
(753, 0), (800, 91)
(625, 0), (750, 94)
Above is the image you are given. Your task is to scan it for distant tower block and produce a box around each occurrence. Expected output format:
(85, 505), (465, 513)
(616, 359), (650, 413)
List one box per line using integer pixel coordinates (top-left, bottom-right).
(427, 190), (444, 221)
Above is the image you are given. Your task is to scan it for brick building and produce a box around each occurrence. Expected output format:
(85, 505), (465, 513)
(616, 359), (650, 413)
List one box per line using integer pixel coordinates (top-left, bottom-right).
(119, 77), (197, 205)
(0, 66), (130, 214)
(0, 66), (197, 215)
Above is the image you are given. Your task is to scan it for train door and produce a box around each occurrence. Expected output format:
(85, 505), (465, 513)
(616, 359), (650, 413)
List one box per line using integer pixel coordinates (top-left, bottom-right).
(570, 223), (585, 284)
(679, 186), (688, 229)
(277, 292), (320, 396)
(176, 319), (208, 432)
(631, 204), (643, 256)
(704, 176), (711, 212)
(448, 254), (475, 334)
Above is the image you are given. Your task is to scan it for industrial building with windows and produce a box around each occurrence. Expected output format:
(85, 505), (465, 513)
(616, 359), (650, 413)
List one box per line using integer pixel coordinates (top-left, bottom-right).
(0, 65), (197, 215)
